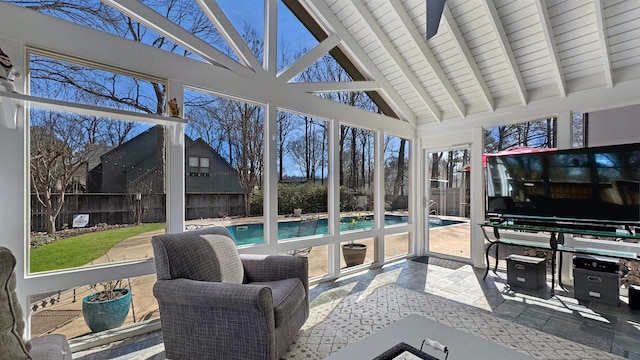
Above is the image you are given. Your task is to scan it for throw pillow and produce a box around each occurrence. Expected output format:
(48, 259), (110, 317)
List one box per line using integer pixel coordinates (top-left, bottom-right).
(202, 234), (244, 284)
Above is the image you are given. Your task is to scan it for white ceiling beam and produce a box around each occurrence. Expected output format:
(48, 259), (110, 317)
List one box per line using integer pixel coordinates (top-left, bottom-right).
(594, 0), (614, 89)
(278, 34), (341, 82)
(102, 0), (253, 77)
(0, 2), (413, 137)
(388, 0), (465, 119)
(355, 0), (445, 121)
(1, 91), (186, 126)
(289, 81), (380, 93)
(535, 0), (566, 98)
(482, 0), (528, 105)
(443, 6), (494, 112)
(302, 0), (418, 127)
(264, 0), (278, 75)
(196, 0), (264, 72)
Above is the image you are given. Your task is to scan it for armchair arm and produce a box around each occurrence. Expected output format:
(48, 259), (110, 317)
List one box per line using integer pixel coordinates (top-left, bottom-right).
(153, 278), (272, 311)
(240, 254), (308, 298)
(153, 278), (278, 360)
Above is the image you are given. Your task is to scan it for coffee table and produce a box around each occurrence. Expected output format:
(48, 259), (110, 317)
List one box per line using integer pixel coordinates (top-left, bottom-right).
(326, 314), (534, 360)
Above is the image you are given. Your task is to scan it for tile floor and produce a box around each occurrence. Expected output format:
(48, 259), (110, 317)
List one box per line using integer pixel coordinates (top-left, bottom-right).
(73, 257), (640, 359)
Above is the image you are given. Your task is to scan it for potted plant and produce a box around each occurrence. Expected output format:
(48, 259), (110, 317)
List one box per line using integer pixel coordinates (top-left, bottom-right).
(82, 279), (131, 333)
(341, 214), (368, 267)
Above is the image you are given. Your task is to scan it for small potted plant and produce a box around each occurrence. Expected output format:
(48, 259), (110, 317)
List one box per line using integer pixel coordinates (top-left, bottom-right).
(341, 214), (368, 267)
(82, 279), (131, 333)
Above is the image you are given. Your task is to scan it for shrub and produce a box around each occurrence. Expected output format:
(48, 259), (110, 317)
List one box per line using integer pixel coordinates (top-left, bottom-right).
(249, 183), (374, 215)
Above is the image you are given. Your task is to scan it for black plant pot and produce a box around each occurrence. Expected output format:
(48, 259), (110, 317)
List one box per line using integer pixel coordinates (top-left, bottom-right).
(342, 243), (367, 267)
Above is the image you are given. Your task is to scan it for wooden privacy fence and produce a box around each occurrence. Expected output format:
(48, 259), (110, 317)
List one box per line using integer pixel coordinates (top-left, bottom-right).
(31, 193), (245, 232)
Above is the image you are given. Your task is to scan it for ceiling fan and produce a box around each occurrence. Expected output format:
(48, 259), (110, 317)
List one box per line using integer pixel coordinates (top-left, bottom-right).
(426, 0), (447, 40)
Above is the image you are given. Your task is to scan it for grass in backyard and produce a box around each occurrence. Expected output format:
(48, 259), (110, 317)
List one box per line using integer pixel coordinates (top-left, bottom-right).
(30, 223), (165, 273)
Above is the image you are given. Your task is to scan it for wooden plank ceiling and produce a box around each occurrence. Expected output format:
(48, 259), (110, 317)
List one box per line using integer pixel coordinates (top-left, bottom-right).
(292, 0), (640, 126)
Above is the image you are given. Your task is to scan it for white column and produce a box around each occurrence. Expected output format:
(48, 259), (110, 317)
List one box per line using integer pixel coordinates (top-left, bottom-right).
(328, 119), (340, 276)
(556, 111), (571, 150)
(411, 137), (424, 256)
(165, 81), (185, 234)
(263, 102), (278, 247)
(0, 39), (29, 334)
(264, 0), (277, 76)
(374, 130), (384, 263)
(470, 126), (485, 268)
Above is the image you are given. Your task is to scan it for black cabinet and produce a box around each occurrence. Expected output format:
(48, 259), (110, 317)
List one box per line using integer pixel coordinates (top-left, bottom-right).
(574, 268), (619, 306)
(506, 254), (546, 289)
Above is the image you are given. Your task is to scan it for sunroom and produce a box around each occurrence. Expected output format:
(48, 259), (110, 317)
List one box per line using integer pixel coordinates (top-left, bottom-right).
(1, 0), (640, 358)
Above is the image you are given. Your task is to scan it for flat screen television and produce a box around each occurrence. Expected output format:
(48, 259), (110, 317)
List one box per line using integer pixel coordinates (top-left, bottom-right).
(485, 143), (640, 230)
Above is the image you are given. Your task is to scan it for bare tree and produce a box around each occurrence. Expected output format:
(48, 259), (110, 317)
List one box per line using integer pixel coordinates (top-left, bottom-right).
(484, 118), (557, 153)
(14, 0), (225, 232)
(277, 112), (294, 181)
(229, 101), (264, 216)
(288, 117), (325, 180)
(30, 112), (98, 234)
(393, 139), (407, 195)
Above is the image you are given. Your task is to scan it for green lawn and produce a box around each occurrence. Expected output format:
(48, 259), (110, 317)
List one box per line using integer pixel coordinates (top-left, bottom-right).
(30, 223), (166, 273)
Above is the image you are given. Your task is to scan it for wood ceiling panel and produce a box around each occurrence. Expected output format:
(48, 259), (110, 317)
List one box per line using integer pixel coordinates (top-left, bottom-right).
(294, 0), (640, 125)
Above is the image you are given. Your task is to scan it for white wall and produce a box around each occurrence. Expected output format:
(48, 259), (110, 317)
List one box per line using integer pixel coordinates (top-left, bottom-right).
(588, 104), (640, 147)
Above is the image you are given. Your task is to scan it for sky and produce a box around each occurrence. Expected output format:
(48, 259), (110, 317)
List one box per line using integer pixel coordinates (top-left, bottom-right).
(217, 0), (319, 55)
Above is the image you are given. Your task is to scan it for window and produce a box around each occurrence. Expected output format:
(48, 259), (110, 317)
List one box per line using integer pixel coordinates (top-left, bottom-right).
(188, 157), (210, 176)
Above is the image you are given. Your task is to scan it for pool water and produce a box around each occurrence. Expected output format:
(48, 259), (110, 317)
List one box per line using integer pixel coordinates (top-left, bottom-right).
(227, 215), (464, 246)
(228, 215), (408, 246)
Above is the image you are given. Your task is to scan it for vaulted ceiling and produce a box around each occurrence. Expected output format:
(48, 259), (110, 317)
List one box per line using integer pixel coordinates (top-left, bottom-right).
(5, 0), (640, 133)
(289, 0), (640, 128)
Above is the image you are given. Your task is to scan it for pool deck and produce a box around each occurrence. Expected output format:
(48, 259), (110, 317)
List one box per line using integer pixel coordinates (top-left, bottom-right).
(30, 213), (471, 341)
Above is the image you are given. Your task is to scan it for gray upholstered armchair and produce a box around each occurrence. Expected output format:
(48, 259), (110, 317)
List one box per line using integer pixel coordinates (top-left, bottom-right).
(151, 226), (309, 360)
(0, 247), (72, 360)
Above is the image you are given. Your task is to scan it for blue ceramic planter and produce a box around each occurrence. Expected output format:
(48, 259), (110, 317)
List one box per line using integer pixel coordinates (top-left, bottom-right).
(82, 288), (131, 333)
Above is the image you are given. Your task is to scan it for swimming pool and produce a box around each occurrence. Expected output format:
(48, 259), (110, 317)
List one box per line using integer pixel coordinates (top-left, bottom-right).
(227, 215), (465, 246)
(227, 214), (408, 246)
(428, 217), (465, 228)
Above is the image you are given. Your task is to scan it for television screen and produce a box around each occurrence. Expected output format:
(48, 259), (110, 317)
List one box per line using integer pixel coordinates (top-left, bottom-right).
(486, 143), (640, 227)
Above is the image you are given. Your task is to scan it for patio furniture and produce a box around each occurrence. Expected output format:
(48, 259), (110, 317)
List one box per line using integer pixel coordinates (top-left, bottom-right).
(288, 216), (319, 256)
(0, 247), (72, 360)
(151, 226), (309, 360)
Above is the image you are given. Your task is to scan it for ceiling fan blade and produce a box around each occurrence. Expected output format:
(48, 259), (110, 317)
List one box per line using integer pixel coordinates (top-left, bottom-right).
(426, 0), (447, 40)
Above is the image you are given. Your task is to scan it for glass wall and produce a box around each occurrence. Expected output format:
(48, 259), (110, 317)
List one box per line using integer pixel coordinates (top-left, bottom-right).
(384, 135), (409, 225)
(383, 135), (410, 260)
(184, 89), (265, 244)
(28, 51), (168, 273)
(29, 274), (157, 339)
(276, 112), (328, 241)
(427, 149), (471, 259)
(339, 125), (375, 268)
(26, 50), (169, 338)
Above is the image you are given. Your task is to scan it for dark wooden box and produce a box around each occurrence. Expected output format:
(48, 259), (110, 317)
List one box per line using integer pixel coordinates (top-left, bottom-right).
(506, 254), (546, 289)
